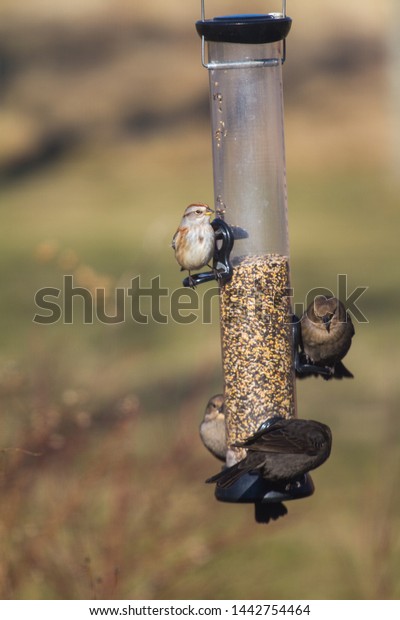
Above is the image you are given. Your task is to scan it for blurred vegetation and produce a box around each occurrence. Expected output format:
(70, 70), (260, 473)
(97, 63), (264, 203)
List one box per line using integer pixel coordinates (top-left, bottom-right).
(0, 0), (399, 600)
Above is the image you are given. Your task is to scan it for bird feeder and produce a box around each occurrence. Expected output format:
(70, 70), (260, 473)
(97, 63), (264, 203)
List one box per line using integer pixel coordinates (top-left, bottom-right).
(195, 1), (315, 515)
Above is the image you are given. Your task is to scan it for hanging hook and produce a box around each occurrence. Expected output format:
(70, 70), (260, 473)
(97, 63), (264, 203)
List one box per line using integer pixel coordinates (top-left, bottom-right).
(200, 0), (287, 21)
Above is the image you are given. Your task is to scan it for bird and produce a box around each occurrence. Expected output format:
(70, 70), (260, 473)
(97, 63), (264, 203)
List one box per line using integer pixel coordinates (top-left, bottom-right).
(300, 295), (355, 379)
(171, 203), (215, 286)
(206, 417), (332, 489)
(199, 394), (226, 461)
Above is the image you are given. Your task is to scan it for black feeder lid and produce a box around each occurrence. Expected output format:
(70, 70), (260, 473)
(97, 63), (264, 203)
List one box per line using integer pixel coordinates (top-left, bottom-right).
(196, 14), (292, 45)
(214, 472), (315, 504)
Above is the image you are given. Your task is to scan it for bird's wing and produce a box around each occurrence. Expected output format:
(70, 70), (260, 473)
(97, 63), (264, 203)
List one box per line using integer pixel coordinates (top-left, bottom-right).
(206, 462), (246, 488)
(234, 420), (287, 446)
(206, 452), (265, 488)
(236, 422), (308, 455)
(171, 230), (178, 250)
(252, 429), (307, 454)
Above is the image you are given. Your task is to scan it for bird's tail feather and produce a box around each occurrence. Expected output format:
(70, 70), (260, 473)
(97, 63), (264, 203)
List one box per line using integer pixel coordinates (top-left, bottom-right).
(206, 462), (250, 488)
(333, 361), (354, 379)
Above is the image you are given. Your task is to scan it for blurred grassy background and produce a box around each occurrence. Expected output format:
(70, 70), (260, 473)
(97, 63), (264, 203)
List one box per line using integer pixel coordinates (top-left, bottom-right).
(0, 0), (399, 600)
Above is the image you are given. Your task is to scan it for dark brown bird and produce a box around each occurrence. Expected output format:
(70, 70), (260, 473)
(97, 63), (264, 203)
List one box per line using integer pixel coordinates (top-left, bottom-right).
(199, 394), (226, 461)
(300, 296), (355, 379)
(206, 418), (332, 489)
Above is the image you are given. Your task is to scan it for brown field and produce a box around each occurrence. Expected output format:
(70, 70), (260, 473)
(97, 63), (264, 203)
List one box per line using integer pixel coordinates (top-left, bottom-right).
(0, 0), (399, 600)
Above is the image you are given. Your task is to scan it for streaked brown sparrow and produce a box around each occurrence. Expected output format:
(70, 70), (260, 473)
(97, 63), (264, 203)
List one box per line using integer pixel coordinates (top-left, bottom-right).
(171, 203), (215, 285)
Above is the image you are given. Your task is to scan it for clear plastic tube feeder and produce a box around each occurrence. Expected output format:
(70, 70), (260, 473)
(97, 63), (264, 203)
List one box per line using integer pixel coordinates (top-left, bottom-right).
(196, 2), (314, 507)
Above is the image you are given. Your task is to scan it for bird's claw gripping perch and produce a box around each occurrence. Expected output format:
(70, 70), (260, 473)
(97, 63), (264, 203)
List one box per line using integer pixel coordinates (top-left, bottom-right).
(183, 219), (246, 288)
(292, 315), (333, 379)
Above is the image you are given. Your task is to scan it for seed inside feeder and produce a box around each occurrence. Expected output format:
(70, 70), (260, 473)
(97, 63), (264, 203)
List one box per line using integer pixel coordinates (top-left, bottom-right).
(220, 253), (296, 463)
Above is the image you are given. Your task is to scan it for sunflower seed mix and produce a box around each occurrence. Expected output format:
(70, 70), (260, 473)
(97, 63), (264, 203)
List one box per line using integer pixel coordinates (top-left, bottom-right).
(220, 254), (296, 461)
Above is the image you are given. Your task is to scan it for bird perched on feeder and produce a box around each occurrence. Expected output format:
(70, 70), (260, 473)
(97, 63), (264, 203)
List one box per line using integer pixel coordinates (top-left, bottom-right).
(300, 295), (355, 379)
(203, 405), (289, 524)
(171, 203), (215, 287)
(206, 417), (332, 489)
(199, 394), (226, 461)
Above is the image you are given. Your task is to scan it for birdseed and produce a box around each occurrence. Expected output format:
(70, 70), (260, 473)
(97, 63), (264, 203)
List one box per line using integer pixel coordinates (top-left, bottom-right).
(220, 254), (296, 462)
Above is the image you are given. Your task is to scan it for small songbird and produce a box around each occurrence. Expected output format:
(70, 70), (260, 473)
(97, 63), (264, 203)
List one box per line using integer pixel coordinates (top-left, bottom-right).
(171, 203), (215, 286)
(206, 418), (332, 489)
(199, 394), (226, 461)
(300, 296), (355, 379)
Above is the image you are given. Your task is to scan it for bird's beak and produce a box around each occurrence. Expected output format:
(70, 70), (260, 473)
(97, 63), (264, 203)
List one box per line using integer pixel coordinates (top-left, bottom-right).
(322, 315), (331, 332)
(206, 208), (214, 216)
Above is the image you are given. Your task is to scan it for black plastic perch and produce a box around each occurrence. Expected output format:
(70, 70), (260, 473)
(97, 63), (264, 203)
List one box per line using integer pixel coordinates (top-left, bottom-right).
(194, 1), (325, 521)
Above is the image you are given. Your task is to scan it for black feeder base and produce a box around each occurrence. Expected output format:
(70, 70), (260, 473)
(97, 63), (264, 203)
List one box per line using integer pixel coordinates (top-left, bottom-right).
(214, 472), (315, 524)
